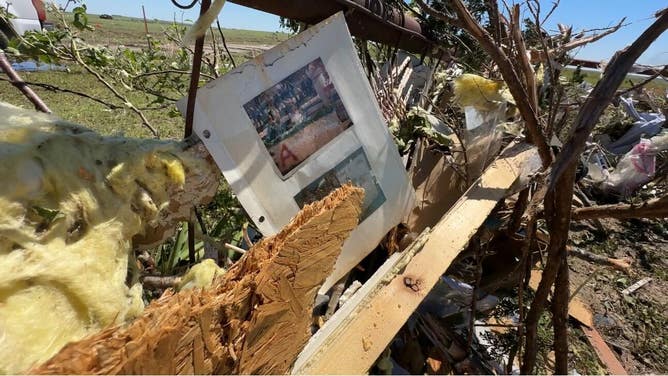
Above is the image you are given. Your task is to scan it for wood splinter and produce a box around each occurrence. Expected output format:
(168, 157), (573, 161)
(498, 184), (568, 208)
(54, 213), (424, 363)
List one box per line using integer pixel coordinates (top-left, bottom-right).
(33, 185), (365, 375)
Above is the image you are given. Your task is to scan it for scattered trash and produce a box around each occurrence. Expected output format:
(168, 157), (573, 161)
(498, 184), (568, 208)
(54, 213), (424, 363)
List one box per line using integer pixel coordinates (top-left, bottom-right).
(420, 276), (499, 326)
(604, 97), (665, 155)
(603, 138), (656, 195)
(583, 148), (612, 184)
(473, 319), (515, 374)
(621, 277), (652, 295)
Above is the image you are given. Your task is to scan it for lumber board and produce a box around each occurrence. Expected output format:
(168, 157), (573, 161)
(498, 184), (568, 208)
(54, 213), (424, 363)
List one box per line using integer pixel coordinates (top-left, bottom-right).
(292, 142), (538, 374)
(528, 269), (594, 327)
(581, 325), (628, 375)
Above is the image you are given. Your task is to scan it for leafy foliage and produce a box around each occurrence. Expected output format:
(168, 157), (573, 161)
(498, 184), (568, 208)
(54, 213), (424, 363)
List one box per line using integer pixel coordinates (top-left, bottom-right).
(413, 0), (491, 72)
(390, 106), (452, 153)
(72, 4), (94, 31)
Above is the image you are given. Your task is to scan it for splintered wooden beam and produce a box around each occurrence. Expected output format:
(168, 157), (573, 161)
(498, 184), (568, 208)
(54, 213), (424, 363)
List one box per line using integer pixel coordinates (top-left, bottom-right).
(32, 185), (364, 375)
(292, 142), (538, 374)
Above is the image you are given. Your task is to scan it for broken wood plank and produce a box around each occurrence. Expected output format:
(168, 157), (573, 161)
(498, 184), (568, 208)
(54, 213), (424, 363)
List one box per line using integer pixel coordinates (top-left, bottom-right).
(529, 269), (594, 328)
(32, 185), (364, 375)
(581, 325), (628, 375)
(529, 268), (628, 375)
(292, 142), (538, 374)
(621, 277), (652, 295)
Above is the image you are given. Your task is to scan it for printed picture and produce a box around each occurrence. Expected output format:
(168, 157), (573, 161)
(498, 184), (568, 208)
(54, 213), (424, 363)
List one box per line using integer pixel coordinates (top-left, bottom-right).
(243, 58), (353, 176)
(294, 148), (386, 222)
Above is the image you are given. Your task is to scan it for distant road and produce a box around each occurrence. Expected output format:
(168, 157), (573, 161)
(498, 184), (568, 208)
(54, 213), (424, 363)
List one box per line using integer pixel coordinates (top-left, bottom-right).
(225, 43), (273, 54)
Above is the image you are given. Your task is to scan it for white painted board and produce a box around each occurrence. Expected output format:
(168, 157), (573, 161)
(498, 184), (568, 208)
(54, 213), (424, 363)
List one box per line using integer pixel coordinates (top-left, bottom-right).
(179, 12), (415, 292)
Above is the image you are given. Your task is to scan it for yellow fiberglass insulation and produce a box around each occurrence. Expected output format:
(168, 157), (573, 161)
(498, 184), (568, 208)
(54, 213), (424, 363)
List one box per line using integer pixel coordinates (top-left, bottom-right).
(452, 73), (514, 111)
(0, 102), (219, 373)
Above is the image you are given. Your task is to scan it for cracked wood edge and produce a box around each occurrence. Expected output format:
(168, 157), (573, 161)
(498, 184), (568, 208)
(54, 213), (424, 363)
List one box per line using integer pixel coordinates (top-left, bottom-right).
(292, 142), (538, 374)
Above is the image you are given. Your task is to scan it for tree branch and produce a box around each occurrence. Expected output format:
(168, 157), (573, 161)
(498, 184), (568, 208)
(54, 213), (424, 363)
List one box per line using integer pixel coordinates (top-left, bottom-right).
(573, 196), (668, 220)
(616, 65), (668, 96)
(416, 0), (553, 168)
(554, 19), (626, 54)
(0, 52), (51, 113)
(0, 76), (125, 109)
(217, 19), (237, 68)
(57, 11), (159, 137)
(510, 4), (538, 111)
(133, 69), (216, 81)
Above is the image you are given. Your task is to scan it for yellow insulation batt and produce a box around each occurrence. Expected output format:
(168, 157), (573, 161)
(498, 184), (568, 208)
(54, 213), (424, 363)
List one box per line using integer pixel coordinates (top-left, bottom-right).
(452, 73), (515, 111)
(0, 102), (218, 373)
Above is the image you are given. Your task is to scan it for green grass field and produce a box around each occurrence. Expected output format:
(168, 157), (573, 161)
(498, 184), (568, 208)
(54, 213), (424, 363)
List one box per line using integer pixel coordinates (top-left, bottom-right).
(562, 66), (668, 92)
(56, 11), (290, 47)
(0, 67), (184, 139)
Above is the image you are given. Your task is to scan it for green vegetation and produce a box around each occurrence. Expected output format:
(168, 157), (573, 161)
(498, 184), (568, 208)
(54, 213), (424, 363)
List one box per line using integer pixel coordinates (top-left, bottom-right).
(51, 10), (290, 47)
(1, 4), (287, 139)
(0, 68), (182, 138)
(562, 66), (668, 92)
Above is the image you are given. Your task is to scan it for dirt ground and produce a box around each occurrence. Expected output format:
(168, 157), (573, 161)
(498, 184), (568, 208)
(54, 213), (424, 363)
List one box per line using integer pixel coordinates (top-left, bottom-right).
(568, 217), (667, 374)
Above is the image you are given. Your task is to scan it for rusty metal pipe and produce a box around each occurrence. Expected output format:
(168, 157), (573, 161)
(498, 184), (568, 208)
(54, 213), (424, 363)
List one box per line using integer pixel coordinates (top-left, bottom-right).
(228, 0), (442, 56)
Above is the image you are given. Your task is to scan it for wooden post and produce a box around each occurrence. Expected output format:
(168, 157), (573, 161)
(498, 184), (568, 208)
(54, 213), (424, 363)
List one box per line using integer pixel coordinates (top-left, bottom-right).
(142, 5), (151, 50)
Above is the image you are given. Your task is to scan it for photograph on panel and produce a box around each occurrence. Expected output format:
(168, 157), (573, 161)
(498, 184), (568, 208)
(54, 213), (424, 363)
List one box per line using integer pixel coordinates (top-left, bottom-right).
(294, 147), (385, 222)
(243, 58), (353, 175)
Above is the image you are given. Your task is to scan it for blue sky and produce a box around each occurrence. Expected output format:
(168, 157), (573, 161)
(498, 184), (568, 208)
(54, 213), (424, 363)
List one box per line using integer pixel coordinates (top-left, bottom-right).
(73, 0), (666, 65)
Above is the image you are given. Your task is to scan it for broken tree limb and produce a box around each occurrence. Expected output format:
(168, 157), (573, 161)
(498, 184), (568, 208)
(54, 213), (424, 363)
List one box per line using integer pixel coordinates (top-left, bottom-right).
(569, 246), (631, 272)
(293, 142), (539, 374)
(32, 185), (364, 375)
(510, 4), (538, 112)
(572, 196), (668, 220)
(0, 52), (52, 113)
(553, 18), (625, 55)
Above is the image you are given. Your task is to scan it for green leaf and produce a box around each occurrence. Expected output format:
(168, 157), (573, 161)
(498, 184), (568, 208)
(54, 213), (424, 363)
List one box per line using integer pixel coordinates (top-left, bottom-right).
(31, 206), (65, 225)
(72, 5), (92, 31)
(4, 47), (20, 56)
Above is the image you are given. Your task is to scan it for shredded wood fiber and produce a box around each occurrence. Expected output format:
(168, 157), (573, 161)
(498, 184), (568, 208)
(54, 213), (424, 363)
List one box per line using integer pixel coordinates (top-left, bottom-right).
(32, 184), (364, 374)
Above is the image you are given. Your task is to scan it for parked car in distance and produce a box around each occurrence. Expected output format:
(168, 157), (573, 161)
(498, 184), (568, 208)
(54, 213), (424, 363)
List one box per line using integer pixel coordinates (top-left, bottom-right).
(99, 14), (113, 20)
(0, 0), (48, 49)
